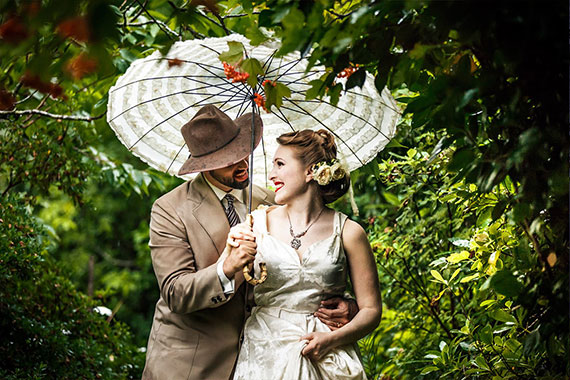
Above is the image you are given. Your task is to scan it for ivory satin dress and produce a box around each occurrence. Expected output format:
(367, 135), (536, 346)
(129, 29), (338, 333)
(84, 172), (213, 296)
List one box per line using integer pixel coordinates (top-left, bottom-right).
(233, 207), (367, 380)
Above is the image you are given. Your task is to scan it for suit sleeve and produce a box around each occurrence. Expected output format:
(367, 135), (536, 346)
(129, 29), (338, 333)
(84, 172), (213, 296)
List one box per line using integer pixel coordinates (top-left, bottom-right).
(149, 198), (233, 314)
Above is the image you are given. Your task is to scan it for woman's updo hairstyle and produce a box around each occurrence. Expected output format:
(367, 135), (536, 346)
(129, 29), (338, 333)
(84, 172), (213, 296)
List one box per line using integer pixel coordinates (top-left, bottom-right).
(276, 129), (350, 204)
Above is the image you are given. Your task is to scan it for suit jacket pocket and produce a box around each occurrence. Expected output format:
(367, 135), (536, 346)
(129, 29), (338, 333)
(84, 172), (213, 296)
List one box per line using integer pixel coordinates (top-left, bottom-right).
(144, 324), (201, 380)
(155, 323), (200, 350)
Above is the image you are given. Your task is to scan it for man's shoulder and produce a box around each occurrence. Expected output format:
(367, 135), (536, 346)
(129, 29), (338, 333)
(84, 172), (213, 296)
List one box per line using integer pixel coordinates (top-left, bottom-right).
(252, 183), (275, 203)
(153, 178), (195, 207)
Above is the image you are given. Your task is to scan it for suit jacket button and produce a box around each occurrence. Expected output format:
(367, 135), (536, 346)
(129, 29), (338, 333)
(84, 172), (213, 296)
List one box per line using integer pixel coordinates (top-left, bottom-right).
(211, 297), (217, 304)
(216, 295), (223, 302)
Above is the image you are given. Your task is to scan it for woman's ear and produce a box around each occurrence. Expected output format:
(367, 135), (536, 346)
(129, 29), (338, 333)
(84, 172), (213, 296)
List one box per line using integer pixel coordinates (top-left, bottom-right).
(305, 166), (314, 183)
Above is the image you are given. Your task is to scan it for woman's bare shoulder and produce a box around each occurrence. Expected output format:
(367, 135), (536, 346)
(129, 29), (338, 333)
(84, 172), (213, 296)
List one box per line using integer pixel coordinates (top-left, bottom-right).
(342, 218), (368, 246)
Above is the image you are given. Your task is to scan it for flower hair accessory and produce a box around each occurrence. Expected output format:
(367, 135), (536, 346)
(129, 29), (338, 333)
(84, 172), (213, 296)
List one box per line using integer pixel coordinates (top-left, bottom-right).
(311, 159), (346, 186)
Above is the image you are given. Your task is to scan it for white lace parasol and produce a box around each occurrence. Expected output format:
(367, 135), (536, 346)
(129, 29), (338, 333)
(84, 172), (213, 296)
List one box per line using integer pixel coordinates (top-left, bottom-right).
(107, 34), (400, 187)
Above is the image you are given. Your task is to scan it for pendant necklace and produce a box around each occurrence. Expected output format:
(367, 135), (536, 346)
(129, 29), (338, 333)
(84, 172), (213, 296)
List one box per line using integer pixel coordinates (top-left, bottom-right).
(286, 207), (325, 250)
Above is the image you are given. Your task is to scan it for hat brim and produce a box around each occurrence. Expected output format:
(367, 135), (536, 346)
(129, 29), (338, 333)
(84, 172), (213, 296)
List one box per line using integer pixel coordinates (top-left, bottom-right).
(177, 112), (263, 175)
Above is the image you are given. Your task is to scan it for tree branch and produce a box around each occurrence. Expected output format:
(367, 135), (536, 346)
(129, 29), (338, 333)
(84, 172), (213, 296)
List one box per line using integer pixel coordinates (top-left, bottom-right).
(212, 11), (231, 36)
(325, 9), (353, 20)
(130, 0), (148, 22)
(121, 21), (181, 38)
(222, 12), (261, 19)
(194, 9), (228, 34)
(400, 254), (453, 339)
(0, 109), (105, 122)
(133, 0), (176, 40)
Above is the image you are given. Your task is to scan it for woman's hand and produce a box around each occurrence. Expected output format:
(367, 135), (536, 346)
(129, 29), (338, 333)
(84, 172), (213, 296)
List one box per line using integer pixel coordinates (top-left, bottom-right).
(300, 332), (335, 361)
(223, 222), (256, 278)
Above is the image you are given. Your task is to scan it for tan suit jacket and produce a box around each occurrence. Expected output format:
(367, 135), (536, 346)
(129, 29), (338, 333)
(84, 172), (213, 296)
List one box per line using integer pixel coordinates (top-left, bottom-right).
(142, 174), (274, 380)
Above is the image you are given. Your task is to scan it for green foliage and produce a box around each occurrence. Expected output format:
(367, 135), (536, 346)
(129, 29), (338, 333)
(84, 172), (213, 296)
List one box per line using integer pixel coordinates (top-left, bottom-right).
(218, 40), (245, 65)
(0, 195), (144, 379)
(0, 1), (566, 378)
(348, 128), (568, 379)
(241, 57), (264, 88)
(251, 2), (568, 376)
(264, 80), (291, 110)
(252, 0), (568, 245)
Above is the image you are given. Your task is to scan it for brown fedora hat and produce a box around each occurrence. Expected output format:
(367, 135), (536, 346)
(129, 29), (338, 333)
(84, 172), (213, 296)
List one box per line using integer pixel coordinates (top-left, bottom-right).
(178, 105), (263, 175)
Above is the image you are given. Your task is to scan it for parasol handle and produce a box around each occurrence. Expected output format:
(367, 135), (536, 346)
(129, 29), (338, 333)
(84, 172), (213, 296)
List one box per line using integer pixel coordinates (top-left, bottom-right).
(242, 213), (267, 286)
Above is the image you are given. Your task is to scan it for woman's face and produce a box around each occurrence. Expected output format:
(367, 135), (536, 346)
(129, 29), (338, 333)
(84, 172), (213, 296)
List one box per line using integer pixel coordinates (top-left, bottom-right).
(269, 145), (312, 204)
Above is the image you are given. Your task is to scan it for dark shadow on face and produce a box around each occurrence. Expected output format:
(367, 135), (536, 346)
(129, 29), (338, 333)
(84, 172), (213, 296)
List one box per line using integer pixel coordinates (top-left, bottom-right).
(208, 159), (250, 190)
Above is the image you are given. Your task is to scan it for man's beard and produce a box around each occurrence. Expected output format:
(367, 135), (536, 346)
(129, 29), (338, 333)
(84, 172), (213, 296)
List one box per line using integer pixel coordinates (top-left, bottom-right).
(210, 171), (249, 190)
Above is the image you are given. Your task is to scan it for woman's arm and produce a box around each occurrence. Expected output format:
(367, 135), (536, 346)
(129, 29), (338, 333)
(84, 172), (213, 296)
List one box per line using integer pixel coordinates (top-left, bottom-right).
(301, 219), (382, 360)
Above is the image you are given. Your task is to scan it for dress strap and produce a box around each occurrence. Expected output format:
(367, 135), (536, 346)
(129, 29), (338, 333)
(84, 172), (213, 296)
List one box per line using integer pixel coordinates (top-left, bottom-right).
(335, 211), (349, 236)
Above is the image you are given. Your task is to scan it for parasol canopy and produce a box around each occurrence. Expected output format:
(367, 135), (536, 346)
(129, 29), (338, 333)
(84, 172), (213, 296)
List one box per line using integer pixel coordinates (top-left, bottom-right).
(107, 34), (400, 187)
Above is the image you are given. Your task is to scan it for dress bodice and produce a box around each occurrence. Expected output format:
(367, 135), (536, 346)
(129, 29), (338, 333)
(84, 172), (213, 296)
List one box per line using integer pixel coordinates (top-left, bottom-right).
(251, 206), (348, 313)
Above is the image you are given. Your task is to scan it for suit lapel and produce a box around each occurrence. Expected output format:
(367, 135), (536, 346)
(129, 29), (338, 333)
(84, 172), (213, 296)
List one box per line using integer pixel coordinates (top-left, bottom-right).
(250, 184), (271, 210)
(189, 174), (272, 256)
(190, 174), (230, 256)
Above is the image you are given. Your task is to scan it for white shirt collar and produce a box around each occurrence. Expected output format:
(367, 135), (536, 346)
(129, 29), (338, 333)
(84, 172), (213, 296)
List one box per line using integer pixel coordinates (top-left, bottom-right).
(202, 173), (245, 204)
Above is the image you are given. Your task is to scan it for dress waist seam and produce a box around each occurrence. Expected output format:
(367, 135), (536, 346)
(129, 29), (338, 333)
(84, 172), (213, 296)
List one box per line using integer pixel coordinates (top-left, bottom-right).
(253, 306), (315, 318)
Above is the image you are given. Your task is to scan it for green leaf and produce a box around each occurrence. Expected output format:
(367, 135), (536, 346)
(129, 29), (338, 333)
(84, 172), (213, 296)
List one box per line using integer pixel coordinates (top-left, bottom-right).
(265, 81), (291, 110)
(449, 268), (461, 282)
(374, 71), (388, 94)
(384, 139), (407, 149)
(476, 207), (493, 227)
(281, 7), (304, 29)
(505, 338), (522, 353)
(489, 270), (523, 297)
(410, 43), (430, 59)
(240, 0), (253, 13)
(406, 148), (417, 158)
(241, 58), (264, 88)
(489, 309), (517, 324)
(305, 79), (326, 100)
(448, 148), (476, 172)
(382, 191), (400, 207)
(493, 336), (503, 346)
(479, 324), (493, 344)
(460, 273), (479, 283)
(119, 49), (139, 63)
(457, 88), (479, 110)
(420, 366), (440, 375)
(492, 200), (507, 221)
(345, 68), (366, 90)
(245, 24), (268, 45)
(327, 83), (343, 105)
(447, 250), (470, 263)
(218, 41), (244, 65)
(159, 39), (175, 56)
(512, 202), (530, 223)
(430, 270), (447, 284)
(474, 355), (490, 371)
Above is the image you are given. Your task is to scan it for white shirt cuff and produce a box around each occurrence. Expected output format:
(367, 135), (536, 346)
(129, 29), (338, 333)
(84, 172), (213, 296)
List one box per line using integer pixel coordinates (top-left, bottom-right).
(217, 258), (235, 296)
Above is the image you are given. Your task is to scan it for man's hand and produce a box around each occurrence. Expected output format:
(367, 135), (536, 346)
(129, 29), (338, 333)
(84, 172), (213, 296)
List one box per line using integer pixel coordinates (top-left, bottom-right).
(223, 222), (256, 279)
(314, 297), (359, 330)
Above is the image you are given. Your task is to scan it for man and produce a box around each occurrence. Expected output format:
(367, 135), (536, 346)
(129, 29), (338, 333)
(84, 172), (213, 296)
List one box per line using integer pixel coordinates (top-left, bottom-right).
(142, 105), (355, 380)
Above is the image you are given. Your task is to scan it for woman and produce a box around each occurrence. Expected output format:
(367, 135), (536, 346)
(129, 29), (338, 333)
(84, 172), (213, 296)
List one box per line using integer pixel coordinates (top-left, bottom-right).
(231, 129), (382, 379)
